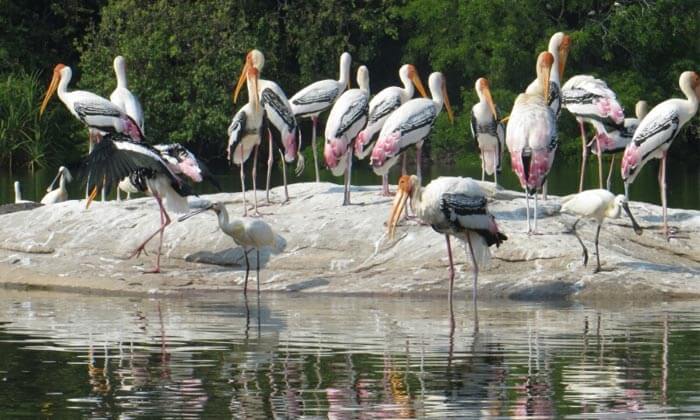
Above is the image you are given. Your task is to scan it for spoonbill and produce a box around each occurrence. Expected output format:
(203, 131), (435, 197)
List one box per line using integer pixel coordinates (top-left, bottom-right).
(41, 166), (72, 204)
(621, 71), (699, 239)
(180, 201), (276, 297)
(370, 72), (454, 183)
(387, 175), (506, 315)
(290, 52), (352, 182)
(355, 63), (427, 195)
(471, 78), (505, 184)
(506, 51), (557, 233)
(324, 65), (370, 205)
(561, 189), (643, 272)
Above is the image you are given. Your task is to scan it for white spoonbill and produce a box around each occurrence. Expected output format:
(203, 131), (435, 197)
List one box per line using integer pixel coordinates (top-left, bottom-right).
(370, 72), (454, 183)
(506, 51), (557, 233)
(589, 100), (649, 190)
(355, 63), (427, 195)
(561, 189), (642, 272)
(180, 201), (276, 297)
(387, 175), (507, 313)
(562, 75), (625, 191)
(234, 50), (298, 203)
(471, 78), (505, 184)
(41, 166), (72, 204)
(621, 71), (699, 239)
(324, 65), (370, 205)
(290, 52), (352, 182)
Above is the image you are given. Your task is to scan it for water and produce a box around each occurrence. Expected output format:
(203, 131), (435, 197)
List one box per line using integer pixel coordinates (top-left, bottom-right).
(2, 149), (698, 210)
(0, 290), (699, 418)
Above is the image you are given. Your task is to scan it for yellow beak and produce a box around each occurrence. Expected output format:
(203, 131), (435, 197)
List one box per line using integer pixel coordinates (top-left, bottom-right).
(411, 71), (428, 98)
(233, 61), (251, 104)
(387, 187), (409, 239)
(85, 185), (98, 209)
(40, 71), (60, 116)
(559, 35), (571, 80)
(442, 83), (454, 124)
(482, 85), (498, 120)
(543, 64), (551, 102)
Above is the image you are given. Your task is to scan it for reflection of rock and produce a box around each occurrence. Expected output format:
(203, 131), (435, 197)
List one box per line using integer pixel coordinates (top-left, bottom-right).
(0, 182), (698, 300)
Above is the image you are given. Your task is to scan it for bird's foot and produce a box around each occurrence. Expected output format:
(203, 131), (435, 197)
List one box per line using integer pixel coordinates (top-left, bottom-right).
(129, 245), (149, 259)
(143, 266), (161, 274)
(664, 226), (685, 241)
(593, 265), (601, 274)
(379, 190), (394, 197)
(582, 250), (589, 267)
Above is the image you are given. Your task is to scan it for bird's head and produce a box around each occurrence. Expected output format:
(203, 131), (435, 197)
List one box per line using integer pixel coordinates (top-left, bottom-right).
(177, 201), (226, 222)
(40, 63), (68, 116)
(233, 49), (265, 104)
(387, 175), (420, 239)
(476, 77), (498, 120)
(635, 100), (649, 120)
(429, 72), (453, 124)
(615, 195), (643, 235)
(47, 166), (72, 192)
(552, 32), (571, 79)
(404, 64), (428, 98)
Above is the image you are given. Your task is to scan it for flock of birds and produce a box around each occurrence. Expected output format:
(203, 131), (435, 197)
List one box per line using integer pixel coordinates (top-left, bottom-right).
(10, 31), (699, 307)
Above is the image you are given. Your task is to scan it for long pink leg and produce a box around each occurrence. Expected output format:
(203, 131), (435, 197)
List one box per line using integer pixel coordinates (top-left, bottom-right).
(130, 194), (171, 273)
(252, 145), (259, 215)
(445, 234), (454, 317)
(266, 129), (273, 204)
(606, 154), (616, 191)
(279, 149), (289, 203)
(596, 135), (604, 189)
(401, 153), (407, 176)
(659, 151), (670, 240)
(465, 232), (479, 330)
(578, 120), (588, 192)
(240, 146), (247, 216)
(381, 174), (390, 196)
(416, 143), (423, 183)
(311, 116), (320, 183)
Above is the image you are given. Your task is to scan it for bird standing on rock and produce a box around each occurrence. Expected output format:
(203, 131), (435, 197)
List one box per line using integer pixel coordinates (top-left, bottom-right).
(41, 166), (72, 204)
(180, 201), (276, 296)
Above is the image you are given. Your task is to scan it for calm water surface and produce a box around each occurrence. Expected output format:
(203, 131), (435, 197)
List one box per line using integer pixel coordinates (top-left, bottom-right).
(1, 150), (698, 209)
(0, 290), (698, 418)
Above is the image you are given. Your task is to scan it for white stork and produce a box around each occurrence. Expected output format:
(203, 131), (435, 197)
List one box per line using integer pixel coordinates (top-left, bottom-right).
(180, 201), (276, 297)
(355, 63), (428, 195)
(562, 75), (625, 191)
(39, 64), (143, 142)
(228, 65), (264, 216)
(234, 50), (298, 203)
(323, 65), (370, 205)
(526, 32), (570, 118)
(506, 51), (557, 233)
(471, 78), (505, 184)
(589, 100), (649, 190)
(83, 134), (216, 273)
(387, 175), (507, 315)
(561, 189), (643, 272)
(290, 52), (352, 182)
(40, 166), (72, 204)
(621, 71), (699, 239)
(370, 72), (454, 183)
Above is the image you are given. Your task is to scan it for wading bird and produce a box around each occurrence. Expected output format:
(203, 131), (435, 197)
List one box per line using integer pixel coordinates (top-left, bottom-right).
(13, 181), (34, 204)
(83, 133), (212, 273)
(228, 65), (264, 216)
(41, 166), (72, 204)
(370, 72), (454, 183)
(110, 56), (145, 134)
(471, 78), (505, 184)
(561, 189), (642, 272)
(324, 65), (370, 205)
(387, 175), (506, 315)
(589, 100), (649, 190)
(39, 64), (143, 143)
(562, 75), (625, 191)
(179, 201), (276, 297)
(526, 32), (570, 118)
(355, 63), (427, 195)
(506, 52), (557, 233)
(290, 52), (352, 182)
(234, 50), (298, 203)
(621, 71), (699, 239)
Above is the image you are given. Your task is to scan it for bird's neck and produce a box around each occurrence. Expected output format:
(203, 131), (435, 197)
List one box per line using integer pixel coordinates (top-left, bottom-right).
(59, 174), (67, 190)
(607, 202), (622, 219)
(680, 82), (699, 115)
(115, 63), (128, 89)
(57, 71), (71, 103)
(412, 186), (424, 218)
(14, 183), (21, 203)
(400, 72), (414, 99)
(338, 57), (350, 88)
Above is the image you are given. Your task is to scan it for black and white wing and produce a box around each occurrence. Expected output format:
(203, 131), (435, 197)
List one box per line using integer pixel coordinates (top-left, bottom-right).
(439, 193), (507, 247)
(368, 94), (401, 125)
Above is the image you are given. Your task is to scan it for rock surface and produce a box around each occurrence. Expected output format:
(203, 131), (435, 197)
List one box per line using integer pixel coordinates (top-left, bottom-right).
(0, 182), (698, 300)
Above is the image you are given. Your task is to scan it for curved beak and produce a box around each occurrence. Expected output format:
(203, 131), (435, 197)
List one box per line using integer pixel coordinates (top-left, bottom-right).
(46, 169), (61, 192)
(40, 71), (60, 116)
(442, 83), (454, 124)
(411, 71), (428, 98)
(85, 186), (98, 210)
(559, 35), (571, 80)
(482, 85), (498, 120)
(387, 185), (410, 239)
(178, 204), (213, 222)
(233, 60), (251, 104)
(622, 202), (643, 235)
(542, 63), (552, 102)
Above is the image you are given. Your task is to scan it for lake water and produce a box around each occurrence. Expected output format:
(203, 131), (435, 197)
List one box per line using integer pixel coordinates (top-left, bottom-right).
(0, 290), (698, 418)
(1, 149), (698, 209)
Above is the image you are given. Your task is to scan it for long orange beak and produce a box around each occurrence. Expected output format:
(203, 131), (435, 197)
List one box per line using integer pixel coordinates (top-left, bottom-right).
(482, 85), (498, 120)
(442, 82), (454, 124)
(85, 185), (98, 209)
(40, 71), (61, 116)
(411, 71), (428, 98)
(559, 35), (571, 80)
(542, 64), (551, 102)
(388, 184), (410, 240)
(233, 60), (251, 104)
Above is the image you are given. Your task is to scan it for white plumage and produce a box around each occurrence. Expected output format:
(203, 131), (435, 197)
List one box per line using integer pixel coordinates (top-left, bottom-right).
(471, 77), (505, 183)
(109, 55), (145, 134)
(525, 32), (570, 117)
(13, 181), (34, 204)
(40, 166), (72, 204)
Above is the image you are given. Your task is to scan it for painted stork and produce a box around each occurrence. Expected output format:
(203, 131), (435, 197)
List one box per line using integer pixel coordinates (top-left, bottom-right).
(506, 51), (557, 234)
(110, 56), (145, 134)
(621, 71), (699, 239)
(83, 133), (214, 273)
(228, 65), (264, 216)
(387, 175), (506, 316)
(233, 49), (298, 203)
(323, 65), (370, 205)
(471, 78), (505, 184)
(561, 189), (642, 272)
(590, 100), (649, 190)
(370, 72), (454, 183)
(355, 63), (428, 195)
(526, 32), (570, 118)
(40, 166), (72, 204)
(562, 75), (625, 191)
(39, 64), (143, 142)
(290, 52), (352, 182)
(180, 201), (276, 297)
